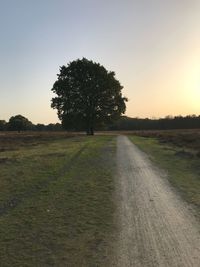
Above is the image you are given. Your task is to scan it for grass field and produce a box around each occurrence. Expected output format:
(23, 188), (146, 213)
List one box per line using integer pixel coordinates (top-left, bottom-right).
(129, 130), (200, 213)
(0, 132), (116, 267)
(1, 130), (200, 266)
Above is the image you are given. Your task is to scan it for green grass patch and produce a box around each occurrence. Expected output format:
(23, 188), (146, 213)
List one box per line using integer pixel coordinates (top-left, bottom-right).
(129, 136), (200, 211)
(0, 135), (116, 266)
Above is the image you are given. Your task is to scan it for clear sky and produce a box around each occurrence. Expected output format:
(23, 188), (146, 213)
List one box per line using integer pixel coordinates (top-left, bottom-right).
(0, 0), (200, 124)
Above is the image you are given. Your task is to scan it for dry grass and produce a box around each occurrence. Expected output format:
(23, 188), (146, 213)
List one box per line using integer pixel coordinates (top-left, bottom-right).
(125, 129), (200, 154)
(129, 134), (200, 213)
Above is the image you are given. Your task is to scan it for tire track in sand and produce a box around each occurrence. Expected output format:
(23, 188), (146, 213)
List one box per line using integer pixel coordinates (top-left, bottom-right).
(115, 135), (200, 267)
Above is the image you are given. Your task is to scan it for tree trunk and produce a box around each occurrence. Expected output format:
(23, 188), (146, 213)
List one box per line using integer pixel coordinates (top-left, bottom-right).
(86, 111), (94, 135)
(90, 127), (94, 135)
(86, 128), (94, 135)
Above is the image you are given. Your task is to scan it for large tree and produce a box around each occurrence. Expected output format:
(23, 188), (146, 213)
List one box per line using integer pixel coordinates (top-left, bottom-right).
(51, 58), (127, 134)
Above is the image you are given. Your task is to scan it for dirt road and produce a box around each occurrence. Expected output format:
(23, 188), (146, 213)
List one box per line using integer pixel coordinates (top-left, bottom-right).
(114, 136), (200, 267)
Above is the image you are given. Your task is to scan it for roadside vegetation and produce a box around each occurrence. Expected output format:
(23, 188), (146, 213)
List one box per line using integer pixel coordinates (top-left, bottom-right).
(129, 130), (200, 214)
(0, 133), (116, 266)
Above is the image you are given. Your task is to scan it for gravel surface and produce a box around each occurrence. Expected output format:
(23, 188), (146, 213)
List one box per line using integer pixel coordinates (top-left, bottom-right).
(114, 135), (200, 267)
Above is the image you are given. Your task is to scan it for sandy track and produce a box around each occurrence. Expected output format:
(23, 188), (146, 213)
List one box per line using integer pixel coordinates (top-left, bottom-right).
(115, 136), (200, 267)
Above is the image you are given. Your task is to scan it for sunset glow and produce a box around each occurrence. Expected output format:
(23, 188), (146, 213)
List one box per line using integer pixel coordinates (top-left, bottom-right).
(0, 0), (199, 124)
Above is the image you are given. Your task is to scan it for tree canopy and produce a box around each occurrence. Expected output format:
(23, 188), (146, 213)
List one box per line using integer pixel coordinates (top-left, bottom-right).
(51, 58), (127, 134)
(8, 115), (32, 132)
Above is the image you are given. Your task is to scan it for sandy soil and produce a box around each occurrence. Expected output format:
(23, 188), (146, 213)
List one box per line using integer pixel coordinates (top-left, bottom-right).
(113, 135), (200, 267)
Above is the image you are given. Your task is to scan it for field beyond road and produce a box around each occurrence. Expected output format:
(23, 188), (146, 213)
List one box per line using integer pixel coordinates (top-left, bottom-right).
(0, 133), (116, 266)
(129, 130), (200, 211)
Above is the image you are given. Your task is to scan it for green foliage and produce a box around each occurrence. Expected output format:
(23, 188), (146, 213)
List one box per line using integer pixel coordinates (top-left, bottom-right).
(51, 58), (127, 134)
(8, 115), (32, 132)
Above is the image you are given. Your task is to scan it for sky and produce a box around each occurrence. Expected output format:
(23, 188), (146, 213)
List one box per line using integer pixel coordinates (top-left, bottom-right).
(0, 0), (200, 124)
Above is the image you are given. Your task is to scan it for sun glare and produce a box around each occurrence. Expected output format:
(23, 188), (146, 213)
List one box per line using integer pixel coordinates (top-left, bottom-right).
(182, 63), (200, 112)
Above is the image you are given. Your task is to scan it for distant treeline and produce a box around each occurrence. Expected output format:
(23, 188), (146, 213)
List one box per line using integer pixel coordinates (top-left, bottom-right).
(0, 115), (62, 132)
(108, 115), (200, 131)
(1, 114), (200, 132)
